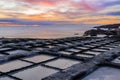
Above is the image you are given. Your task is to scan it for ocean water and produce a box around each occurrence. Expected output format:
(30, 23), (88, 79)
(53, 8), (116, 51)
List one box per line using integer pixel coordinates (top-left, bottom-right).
(0, 24), (97, 39)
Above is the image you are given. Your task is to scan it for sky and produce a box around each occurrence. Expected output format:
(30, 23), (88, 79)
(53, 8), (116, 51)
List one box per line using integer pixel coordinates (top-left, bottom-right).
(0, 0), (120, 25)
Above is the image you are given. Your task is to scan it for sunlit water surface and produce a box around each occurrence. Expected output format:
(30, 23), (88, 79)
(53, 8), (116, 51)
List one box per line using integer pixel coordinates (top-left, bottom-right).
(0, 24), (97, 39)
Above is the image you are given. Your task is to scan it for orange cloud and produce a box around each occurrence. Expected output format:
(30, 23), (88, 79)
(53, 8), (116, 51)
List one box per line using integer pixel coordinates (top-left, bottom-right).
(22, 0), (58, 6)
(0, 13), (10, 18)
(17, 14), (64, 21)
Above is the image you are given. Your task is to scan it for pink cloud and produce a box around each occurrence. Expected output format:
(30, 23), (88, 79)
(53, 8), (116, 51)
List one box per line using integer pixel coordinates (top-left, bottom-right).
(21, 0), (106, 11)
(71, 0), (105, 11)
(22, 0), (60, 6)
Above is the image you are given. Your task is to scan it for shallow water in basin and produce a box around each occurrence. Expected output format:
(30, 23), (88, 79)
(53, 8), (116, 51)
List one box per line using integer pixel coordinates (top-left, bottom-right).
(23, 55), (55, 63)
(13, 65), (58, 80)
(45, 58), (80, 69)
(0, 60), (31, 72)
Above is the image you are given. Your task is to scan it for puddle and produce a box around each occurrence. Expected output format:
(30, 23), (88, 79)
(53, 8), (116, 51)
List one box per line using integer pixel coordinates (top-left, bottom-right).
(12, 65), (58, 80)
(45, 58), (80, 69)
(82, 67), (120, 80)
(6, 50), (30, 55)
(0, 60), (31, 72)
(76, 54), (94, 58)
(84, 51), (101, 56)
(23, 55), (55, 63)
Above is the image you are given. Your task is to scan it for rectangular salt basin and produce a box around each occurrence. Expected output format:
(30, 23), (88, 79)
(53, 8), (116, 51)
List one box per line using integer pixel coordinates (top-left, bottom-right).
(0, 60), (31, 72)
(65, 43), (73, 46)
(0, 77), (15, 80)
(6, 50), (30, 55)
(91, 43), (101, 46)
(5, 43), (16, 46)
(46, 45), (55, 48)
(34, 47), (44, 50)
(106, 46), (118, 48)
(84, 51), (101, 56)
(0, 48), (12, 52)
(24, 45), (32, 48)
(45, 42), (51, 45)
(23, 55), (55, 63)
(105, 45), (116, 48)
(56, 44), (66, 47)
(13, 65), (58, 80)
(84, 45), (95, 48)
(58, 51), (72, 55)
(66, 49), (80, 53)
(76, 54), (94, 58)
(82, 67), (120, 80)
(76, 47), (89, 50)
(45, 58), (80, 69)
(92, 48), (108, 52)
(99, 47), (113, 50)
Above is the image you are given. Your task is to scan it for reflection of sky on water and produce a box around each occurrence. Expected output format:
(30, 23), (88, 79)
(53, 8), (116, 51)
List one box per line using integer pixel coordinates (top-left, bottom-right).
(0, 24), (97, 39)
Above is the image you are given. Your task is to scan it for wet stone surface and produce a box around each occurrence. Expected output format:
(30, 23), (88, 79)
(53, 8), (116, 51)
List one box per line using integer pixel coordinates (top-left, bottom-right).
(0, 54), (5, 56)
(82, 67), (120, 80)
(112, 57), (120, 64)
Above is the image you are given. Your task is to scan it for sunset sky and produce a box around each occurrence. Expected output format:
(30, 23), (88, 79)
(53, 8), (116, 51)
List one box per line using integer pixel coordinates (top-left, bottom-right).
(0, 0), (120, 25)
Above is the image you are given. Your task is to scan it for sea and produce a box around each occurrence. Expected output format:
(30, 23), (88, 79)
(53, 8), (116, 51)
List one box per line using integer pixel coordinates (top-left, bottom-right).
(0, 24), (99, 39)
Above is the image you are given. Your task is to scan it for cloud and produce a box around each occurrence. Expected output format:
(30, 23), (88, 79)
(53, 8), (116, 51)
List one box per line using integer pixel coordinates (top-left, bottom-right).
(0, 0), (120, 24)
(98, 5), (120, 15)
(108, 11), (120, 16)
